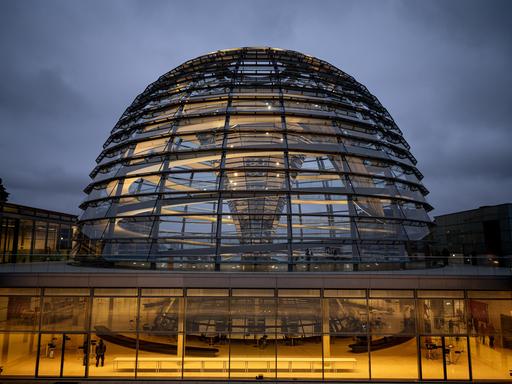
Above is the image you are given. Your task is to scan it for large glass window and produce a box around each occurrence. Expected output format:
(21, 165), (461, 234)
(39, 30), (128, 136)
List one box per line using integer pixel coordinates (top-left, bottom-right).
(370, 335), (418, 380)
(230, 296), (277, 380)
(137, 296), (183, 378)
(0, 288), (511, 379)
(0, 295), (40, 330)
(88, 332), (136, 378)
(324, 292), (369, 380)
(276, 296), (322, 380)
(184, 294), (229, 379)
(41, 296), (89, 332)
(91, 297), (138, 332)
(16, 219), (33, 256)
(418, 299), (466, 335)
(291, 215), (351, 239)
(291, 194), (349, 215)
(33, 221), (47, 254)
(222, 170), (287, 191)
(290, 171), (345, 189)
(45, 223), (59, 254)
(165, 171), (219, 192)
(288, 152), (344, 172)
(226, 130), (284, 148)
(369, 298), (416, 335)
(0, 332), (37, 376)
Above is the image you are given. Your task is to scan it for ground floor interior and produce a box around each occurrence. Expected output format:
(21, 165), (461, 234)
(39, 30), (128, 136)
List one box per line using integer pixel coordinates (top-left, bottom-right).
(1, 332), (511, 381)
(0, 285), (510, 381)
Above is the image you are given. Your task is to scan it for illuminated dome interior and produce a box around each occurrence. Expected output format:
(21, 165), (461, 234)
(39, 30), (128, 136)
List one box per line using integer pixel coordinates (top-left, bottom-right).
(76, 47), (432, 271)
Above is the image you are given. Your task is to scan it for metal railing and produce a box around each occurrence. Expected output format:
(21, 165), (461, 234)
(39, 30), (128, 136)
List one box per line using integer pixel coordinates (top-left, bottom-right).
(0, 253), (510, 275)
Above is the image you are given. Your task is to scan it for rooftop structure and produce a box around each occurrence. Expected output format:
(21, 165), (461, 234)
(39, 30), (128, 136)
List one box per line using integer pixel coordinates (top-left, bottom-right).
(76, 47), (432, 271)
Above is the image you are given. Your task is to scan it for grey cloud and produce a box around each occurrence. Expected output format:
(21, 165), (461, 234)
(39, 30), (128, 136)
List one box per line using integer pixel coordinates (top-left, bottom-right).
(0, 0), (510, 217)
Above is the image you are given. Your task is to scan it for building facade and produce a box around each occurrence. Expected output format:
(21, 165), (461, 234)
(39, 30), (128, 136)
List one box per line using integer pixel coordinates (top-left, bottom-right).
(0, 48), (510, 382)
(0, 202), (76, 264)
(431, 204), (512, 267)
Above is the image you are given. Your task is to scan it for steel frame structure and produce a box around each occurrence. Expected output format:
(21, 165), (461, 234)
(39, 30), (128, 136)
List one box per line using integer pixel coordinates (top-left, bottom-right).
(76, 47), (432, 271)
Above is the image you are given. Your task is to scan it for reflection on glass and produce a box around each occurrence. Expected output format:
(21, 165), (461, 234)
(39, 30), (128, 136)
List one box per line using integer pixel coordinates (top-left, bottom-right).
(418, 299), (466, 334)
(41, 297), (89, 331)
(2, 288), (511, 379)
(0, 296), (40, 330)
(369, 298), (415, 335)
(183, 296), (229, 379)
(327, 298), (368, 334)
(16, 219), (33, 256)
(91, 298), (138, 332)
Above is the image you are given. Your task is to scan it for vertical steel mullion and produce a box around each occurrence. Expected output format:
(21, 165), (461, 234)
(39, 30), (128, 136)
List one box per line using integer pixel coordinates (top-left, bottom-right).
(366, 289), (372, 380)
(147, 158), (171, 265)
(30, 219), (35, 257)
(415, 291), (422, 381)
(227, 288), (232, 380)
(320, 288), (325, 381)
(147, 100), (186, 264)
(214, 50), (243, 271)
(348, 195), (362, 269)
(465, 290), (473, 381)
(181, 289), (187, 380)
(59, 333), (65, 377)
(84, 288), (94, 378)
(342, 153), (361, 268)
(274, 288), (279, 379)
(441, 335), (447, 380)
(101, 169), (130, 257)
(42, 221), (49, 257)
(34, 287), (45, 378)
(134, 288), (141, 379)
(271, 49), (293, 272)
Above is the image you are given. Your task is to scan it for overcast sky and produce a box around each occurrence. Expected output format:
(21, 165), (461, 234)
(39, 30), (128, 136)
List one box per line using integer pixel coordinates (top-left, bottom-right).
(0, 0), (511, 217)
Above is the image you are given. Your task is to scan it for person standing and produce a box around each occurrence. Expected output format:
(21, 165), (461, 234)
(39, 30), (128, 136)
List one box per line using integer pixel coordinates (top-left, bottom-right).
(95, 340), (106, 367)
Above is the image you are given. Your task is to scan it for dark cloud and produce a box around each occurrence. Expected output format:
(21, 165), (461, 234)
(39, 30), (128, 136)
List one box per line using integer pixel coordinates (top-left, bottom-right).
(0, 0), (511, 216)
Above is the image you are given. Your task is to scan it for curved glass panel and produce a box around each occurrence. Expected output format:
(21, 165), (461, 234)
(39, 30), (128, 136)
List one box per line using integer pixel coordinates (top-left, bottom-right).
(76, 47), (432, 269)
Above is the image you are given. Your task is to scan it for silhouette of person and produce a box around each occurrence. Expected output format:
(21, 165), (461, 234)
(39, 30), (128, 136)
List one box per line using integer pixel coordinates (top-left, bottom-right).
(95, 339), (106, 367)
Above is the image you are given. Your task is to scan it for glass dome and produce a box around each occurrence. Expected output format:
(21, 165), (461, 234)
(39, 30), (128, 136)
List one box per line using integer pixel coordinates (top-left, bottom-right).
(76, 47), (432, 271)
